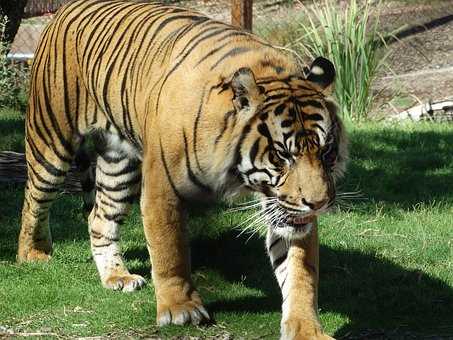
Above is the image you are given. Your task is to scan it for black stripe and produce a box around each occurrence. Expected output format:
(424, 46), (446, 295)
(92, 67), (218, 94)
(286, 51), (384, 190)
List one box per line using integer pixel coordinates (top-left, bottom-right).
(303, 113), (324, 121)
(27, 137), (67, 178)
(99, 152), (127, 164)
(176, 26), (232, 60)
(183, 130), (211, 192)
(98, 161), (140, 177)
(97, 190), (137, 204)
(153, 26), (232, 114)
(245, 167), (273, 179)
(312, 123), (326, 134)
(294, 99), (324, 109)
(272, 253), (287, 270)
(81, 3), (126, 77)
(99, 198), (119, 210)
(214, 110), (236, 145)
(268, 237), (282, 251)
(103, 212), (128, 223)
(257, 123), (272, 141)
(92, 242), (114, 248)
(233, 124), (251, 167)
(282, 292), (289, 303)
(142, 13), (209, 69)
(210, 47), (251, 71)
(281, 119), (294, 128)
(133, 8), (183, 72)
(274, 104), (286, 116)
(194, 28), (260, 67)
(27, 160), (57, 187)
(30, 193), (53, 204)
(249, 138), (260, 166)
(193, 87), (206, 173)
(195, 40), (230, 66)
(159, 139), (183, 200)
(260, 60), (285, 74)
(257, 77), (292, 86)
(279, 274), (287, 289)
(28, 174), (58, 194)
(96, 174), (141, 192)
(148, 12), (201, 45)
(265, 94), (288, 103)
(42, 60), (74, 158)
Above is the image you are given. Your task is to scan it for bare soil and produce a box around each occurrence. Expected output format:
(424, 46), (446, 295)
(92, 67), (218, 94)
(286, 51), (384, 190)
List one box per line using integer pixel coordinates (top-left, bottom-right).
(374, 1), (453, 115)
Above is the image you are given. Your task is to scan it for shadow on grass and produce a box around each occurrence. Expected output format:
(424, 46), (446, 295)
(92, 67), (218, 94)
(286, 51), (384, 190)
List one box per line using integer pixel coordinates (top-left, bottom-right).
(192, 230), (453, 338)
(344, 127), (453, 208)
(124, 228), (453, 337)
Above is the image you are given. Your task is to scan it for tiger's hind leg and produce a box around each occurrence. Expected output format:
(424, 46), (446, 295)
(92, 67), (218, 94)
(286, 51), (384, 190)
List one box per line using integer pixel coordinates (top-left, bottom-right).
(88, 133), (145, 292)
(18, 131), (75, 262)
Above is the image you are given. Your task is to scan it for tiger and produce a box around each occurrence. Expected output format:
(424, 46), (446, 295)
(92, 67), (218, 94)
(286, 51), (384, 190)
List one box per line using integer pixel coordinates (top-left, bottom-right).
(17, 1), (348, 339)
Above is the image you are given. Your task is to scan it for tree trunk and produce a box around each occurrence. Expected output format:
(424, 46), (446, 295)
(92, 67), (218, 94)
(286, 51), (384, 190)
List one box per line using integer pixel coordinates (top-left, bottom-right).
(0, 0), (28, 46)
(231, 0), (253, 31)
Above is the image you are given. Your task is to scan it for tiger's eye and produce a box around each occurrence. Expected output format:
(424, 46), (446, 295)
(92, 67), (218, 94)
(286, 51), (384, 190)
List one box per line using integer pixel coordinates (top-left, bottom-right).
(322, 144), (337, 167)
(269, 149), (286, 168)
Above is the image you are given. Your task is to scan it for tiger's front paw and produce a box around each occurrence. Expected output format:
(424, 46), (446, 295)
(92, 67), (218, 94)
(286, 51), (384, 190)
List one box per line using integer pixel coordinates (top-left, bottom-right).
(103, 274), (147, 292)
(280, 318), (335, 340)
(156, 290), (210, 326)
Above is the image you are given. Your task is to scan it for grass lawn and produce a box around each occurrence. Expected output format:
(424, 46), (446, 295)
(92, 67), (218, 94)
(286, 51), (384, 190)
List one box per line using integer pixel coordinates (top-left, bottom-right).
(0, 107), (453, 339)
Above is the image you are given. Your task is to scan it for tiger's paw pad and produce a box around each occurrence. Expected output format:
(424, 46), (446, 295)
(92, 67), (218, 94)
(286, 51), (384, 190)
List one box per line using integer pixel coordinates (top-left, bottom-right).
(157, 302), (210, 326)
(280, 318), (334, 340)
(104, 274), (146, 292)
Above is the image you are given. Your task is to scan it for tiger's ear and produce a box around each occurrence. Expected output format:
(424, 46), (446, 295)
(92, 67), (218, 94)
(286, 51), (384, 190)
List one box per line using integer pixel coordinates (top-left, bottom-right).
(230, 68), (264, 113)
(306, 57), (336, 94)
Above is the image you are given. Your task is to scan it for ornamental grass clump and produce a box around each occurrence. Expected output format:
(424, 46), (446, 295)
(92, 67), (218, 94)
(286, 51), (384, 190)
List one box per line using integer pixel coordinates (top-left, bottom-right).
(296, 0), (386, 120)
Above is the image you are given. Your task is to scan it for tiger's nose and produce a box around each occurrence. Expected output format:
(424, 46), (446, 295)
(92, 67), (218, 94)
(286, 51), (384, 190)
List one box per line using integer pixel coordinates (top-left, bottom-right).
(302, 198), (328, 210)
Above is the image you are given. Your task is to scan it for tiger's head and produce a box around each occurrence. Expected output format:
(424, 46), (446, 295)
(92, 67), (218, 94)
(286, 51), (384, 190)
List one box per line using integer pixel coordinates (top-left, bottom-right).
(230, 57), (348, 240)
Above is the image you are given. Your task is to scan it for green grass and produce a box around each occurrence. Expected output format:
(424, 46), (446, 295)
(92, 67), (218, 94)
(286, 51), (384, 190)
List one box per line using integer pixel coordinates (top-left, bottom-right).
(295, 0), (386, 121)
(1, 108), (453, 338)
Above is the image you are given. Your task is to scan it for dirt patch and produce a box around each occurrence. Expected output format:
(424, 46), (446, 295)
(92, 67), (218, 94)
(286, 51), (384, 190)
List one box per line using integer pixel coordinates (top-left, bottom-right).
(370, 1), (453, 115)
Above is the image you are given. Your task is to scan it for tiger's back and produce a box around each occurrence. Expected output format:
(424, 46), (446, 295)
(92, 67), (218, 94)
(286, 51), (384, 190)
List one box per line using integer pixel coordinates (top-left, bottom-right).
(29, 0), (295, 152)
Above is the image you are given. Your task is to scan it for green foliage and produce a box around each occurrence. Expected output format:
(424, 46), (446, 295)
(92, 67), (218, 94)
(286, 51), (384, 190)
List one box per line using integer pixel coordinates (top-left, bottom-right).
(0, 17), (28, 110)
(255, 1), (388, 121)
(295, 0), (387, 121)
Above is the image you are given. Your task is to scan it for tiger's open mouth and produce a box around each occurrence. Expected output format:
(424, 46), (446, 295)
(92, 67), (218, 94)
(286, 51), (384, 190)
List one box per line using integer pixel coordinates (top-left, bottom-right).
(270, 214), (315, 239)
(283, 215), (314, 230)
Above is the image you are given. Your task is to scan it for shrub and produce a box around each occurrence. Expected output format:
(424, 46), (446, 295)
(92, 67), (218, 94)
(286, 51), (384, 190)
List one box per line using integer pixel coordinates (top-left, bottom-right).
(295, 0), (387, 121)
(0, 16), (28, 110)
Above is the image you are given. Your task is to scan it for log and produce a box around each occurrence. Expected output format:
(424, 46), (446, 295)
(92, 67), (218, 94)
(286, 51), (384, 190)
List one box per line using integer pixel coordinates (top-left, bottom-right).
(388, 100), (453, 122)
(0, 151), (83, 193)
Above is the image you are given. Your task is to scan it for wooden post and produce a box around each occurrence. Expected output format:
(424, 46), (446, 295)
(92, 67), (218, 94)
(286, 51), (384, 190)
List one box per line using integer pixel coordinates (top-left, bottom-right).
(231, 0), (253, 31)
